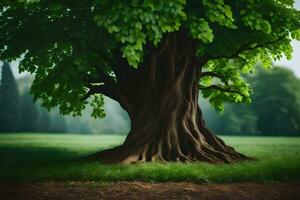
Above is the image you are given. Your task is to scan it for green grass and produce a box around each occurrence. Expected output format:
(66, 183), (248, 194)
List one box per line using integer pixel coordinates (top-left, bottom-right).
(0, 133), (300, 183)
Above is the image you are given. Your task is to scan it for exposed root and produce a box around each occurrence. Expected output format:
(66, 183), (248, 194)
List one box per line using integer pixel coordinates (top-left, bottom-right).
(83, 128), (251, 164)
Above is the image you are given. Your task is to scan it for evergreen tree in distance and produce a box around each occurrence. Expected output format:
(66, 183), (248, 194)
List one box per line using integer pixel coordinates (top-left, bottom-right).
(0, 62), (20, 132)
(0, 1), (299, 163)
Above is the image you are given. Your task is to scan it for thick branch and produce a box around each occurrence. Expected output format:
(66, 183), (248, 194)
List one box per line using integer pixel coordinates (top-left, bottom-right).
(208, 35), (287, 61)
(80, 65), (116, 91)
(199, 72), (229, 86)
(93, 65), (116, 85)
(199, 84), (246, 97)
(82, 81), (132, 116)
(81, 84), (119, 102)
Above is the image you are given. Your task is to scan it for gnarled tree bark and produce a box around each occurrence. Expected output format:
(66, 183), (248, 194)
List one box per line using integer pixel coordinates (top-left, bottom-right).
(85, 32), (249, 164)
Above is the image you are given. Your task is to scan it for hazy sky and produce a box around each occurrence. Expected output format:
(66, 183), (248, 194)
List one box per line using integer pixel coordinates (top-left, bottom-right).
(1, 1), (300, 78)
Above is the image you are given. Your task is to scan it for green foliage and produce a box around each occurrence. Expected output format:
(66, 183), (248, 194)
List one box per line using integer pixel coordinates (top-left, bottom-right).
(188, 17), (214, 43)
(91, 94), (105, 118)
(0, 62), (20, 132)
(0, 134), (300, 183)
(200, 59), (251, 113)
(291, 29), (300, 40)
(94, 0), (187, 67)
(241, 11), (272, 34)
(0, 0), (299, 117)
(202, 0), (235, 28)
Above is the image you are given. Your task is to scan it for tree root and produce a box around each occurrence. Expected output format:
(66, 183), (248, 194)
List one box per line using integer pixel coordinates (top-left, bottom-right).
(83, 132), (252, 164)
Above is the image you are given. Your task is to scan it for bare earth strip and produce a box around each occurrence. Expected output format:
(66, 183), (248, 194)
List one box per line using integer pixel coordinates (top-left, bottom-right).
(0, 182), (299, 200)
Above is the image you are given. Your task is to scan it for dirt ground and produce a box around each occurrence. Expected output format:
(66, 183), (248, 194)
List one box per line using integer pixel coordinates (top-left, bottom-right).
(0, 181), (299, 200)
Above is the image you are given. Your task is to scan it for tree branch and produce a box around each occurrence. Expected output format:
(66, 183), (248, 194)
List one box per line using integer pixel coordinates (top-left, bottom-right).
(208, 34), (288, 61)
(81, 84), (119, 102)
(199, 84), (246, 97)
(82, 81), (132, 116)
(199, 71), (229, 86)
(93, 65), (116, 85)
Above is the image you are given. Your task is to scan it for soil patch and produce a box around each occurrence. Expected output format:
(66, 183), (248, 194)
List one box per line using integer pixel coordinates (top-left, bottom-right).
(0, 181), (299, 200)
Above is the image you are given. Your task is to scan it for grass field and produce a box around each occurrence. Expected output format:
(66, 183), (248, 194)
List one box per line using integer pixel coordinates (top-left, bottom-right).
(0, 134), (299, 183)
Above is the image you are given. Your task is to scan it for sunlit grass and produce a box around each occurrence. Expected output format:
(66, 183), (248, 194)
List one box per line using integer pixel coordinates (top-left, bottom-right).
(0, 134), (299, 183)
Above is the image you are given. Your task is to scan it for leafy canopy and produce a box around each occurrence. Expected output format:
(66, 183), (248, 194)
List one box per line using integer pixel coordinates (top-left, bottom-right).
(0, 0), (299, 116)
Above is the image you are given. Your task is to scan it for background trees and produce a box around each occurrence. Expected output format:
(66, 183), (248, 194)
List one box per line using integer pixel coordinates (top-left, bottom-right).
(250, 67), (300, 135)
(0, 62), (68, 133)
(0, 62), (129, 134)
(2, 62), (299, 136)
(204, 103), (257, 135)
(205, 66), (300, 135)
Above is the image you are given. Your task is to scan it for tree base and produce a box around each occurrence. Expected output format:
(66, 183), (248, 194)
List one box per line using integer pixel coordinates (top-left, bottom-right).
(83, 129), (251, 164)
(83, 145), (251, 164)
(82, 33), (253, 164)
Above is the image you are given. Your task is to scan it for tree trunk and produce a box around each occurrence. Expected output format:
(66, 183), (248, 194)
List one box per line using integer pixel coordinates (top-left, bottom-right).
(85, 32), (249, 164)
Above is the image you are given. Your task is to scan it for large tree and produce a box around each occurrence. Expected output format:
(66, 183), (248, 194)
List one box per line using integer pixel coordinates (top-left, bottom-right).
(0, 62), (20, 132)
(0, 1), (299, 163)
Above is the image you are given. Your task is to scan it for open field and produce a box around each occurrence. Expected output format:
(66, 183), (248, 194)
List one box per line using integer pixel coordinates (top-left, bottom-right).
(0, 134), (300, 183)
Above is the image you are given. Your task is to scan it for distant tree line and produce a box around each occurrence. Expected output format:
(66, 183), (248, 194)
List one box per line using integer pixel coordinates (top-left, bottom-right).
(204, 66), (300, 136)
(0, 62), (66, 133)
(0, 61), (127, 134)
(1, 62), (300, 135)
